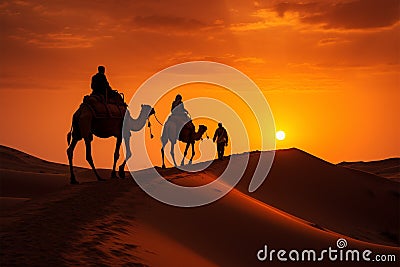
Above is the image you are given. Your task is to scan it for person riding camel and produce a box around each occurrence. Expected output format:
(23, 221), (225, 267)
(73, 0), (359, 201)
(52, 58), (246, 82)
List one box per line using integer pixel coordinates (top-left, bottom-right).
(84, 66), (126, 119)
(171, 94), (188, 115)
(170, 94), (194, 137)
(91, 65), (114, 102)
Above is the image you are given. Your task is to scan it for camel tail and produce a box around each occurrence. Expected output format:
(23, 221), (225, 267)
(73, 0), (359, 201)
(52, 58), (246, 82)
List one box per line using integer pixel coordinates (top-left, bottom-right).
(67, 126), (72, 145)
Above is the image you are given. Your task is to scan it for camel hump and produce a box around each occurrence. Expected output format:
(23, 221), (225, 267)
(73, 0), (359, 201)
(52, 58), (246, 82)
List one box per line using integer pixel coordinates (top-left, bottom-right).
(82, 94), (127, 118)
(167, 113), (193, 130)
(163, 113), (194, 141)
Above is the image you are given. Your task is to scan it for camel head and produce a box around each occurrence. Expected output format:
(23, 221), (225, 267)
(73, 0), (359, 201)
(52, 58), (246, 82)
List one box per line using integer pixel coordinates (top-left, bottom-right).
(125, 104), (155, 132)
(197, 125), (208, 139)
(141, 104), (155, 118)
(198, 125), (207, 132)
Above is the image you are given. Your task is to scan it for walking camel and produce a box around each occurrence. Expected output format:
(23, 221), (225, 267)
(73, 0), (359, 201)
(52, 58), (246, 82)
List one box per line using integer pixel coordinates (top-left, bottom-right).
(67, 103), (155, 184)
(161, 118), (207, 168)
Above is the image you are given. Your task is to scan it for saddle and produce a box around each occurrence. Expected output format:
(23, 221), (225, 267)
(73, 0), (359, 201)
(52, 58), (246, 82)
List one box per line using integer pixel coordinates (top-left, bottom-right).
(82, 91), (127, 119)
(167, 113), (195, 141)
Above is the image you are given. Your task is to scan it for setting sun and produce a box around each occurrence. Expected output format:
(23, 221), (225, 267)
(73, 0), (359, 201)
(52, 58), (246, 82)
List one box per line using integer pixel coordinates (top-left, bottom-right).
(276, 131), (286, 141)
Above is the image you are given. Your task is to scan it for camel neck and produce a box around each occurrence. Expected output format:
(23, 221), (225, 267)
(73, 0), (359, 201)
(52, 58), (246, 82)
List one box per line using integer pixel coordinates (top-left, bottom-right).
(193, 130), (204, 141)
(129, 108), (149, 132)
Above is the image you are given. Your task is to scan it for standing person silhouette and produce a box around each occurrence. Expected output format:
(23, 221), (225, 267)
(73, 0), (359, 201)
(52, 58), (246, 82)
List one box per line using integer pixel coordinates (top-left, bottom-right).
(91, 65), (113, 102)
(213, 122), (228, 160)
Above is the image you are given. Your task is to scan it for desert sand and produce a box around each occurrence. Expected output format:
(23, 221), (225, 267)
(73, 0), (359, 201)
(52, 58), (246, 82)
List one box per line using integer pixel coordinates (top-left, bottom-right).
(339, 158), (400, 181)
(0, 145), (399, 266)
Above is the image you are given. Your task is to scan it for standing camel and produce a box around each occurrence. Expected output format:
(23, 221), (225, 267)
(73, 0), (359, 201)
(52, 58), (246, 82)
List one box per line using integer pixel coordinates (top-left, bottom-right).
(161, 118), (207, 168)
(67, 103), (155, 184)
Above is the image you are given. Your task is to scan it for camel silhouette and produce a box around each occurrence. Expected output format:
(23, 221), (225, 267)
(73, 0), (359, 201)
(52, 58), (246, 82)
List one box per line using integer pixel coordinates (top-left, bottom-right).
(161, 117), (207, 168)
(67, 103), (154, 184)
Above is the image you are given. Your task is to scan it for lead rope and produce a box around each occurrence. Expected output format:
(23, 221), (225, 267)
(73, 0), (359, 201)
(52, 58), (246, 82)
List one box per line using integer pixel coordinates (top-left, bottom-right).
(147, 119), (154, 139)
(201, 131), (210, 141)
(154, 113), (164, 126)
(147, 112), (163, 139)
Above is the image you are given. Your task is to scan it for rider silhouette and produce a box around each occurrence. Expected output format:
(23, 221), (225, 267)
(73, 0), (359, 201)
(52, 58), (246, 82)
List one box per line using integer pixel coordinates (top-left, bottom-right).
(171, 94), (188, 115)
(170, 94), (193, 137)
(91, 66), (113, 101)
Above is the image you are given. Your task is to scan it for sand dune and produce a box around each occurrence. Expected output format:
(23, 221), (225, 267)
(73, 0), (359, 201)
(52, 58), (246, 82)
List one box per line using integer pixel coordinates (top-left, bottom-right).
(0, 145), (108, 209)
(231, 149), (399, 247)
(177, 149), (399, 246)
(0, 145), (70, 173)
(338, 158), (400, 180)
(1, 146), (399, 266)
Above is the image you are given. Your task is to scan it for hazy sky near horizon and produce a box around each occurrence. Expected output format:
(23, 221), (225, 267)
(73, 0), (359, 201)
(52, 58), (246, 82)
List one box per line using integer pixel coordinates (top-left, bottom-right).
(0, 0), (399, 168)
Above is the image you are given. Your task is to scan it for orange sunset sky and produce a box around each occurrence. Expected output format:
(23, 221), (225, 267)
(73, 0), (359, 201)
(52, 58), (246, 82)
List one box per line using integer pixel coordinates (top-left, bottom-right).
(0, 0), (399, 168)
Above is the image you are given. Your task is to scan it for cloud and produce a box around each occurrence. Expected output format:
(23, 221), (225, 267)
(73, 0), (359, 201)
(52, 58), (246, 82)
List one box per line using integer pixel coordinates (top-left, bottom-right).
(25, 33), (102, 49)
(0, 0), (229, 48)
(7, 28), (112, 49)
(272, 0), (400, 30)
(132, 15), (206, 31)
(230, 9), (298, 31)
(228, 1), (400, 33)
(0, 1), (105, 48)
(317, 37), (350, 46)
(234, 57), (266, 64)
(159, 52), (237, 67)
(159, 52), (267, 70)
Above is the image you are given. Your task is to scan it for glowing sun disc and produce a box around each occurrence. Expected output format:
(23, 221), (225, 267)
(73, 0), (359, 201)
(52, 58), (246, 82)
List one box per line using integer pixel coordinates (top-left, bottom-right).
(276, 130), (285, 140)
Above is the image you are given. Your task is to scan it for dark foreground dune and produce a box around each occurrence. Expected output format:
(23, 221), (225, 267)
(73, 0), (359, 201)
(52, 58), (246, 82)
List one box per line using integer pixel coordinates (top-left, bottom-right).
(0, 145), (399, 266)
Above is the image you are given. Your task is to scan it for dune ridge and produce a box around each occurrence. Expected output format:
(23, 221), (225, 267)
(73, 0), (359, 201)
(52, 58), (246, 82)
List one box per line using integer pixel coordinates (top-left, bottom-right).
(338, 158), (400, 180)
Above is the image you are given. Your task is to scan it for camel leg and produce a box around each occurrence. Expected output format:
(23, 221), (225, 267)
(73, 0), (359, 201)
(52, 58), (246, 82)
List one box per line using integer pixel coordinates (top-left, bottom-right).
(161, 142), (167, 169)
(181, 142), (190, 166)
(111, 137), (122, 179)
(170, 142), (178, 167)
(189, 142), (195, 165)
(67, 138), (79, 184)
(118, 136), (131, 178)
(84, 138), (105, 181)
